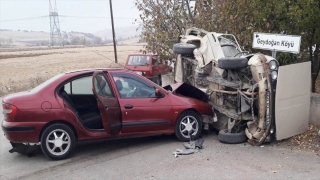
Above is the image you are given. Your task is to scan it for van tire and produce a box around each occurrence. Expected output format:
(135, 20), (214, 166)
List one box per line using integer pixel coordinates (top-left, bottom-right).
(173, 43), (196, 55)
(218, 57), (248, 70)
(218, 129), (247, 144)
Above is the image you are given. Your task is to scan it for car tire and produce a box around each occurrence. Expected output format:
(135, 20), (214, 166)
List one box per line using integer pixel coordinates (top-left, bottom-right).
(41, 123), (76, 160)
(218, 129), (247, 144)
(175, 110), (202, 141)
(173, 43), (196, 55)
(218, 57), (248, 70)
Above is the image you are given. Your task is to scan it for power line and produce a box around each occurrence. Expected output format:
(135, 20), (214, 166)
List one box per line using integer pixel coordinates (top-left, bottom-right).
(0, 16), (48, 22)
(0, 15), (137, 22)
(60, 15), (136, 19)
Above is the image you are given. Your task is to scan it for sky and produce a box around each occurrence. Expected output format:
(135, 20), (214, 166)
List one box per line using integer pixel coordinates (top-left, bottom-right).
(0, 0), (141, 33)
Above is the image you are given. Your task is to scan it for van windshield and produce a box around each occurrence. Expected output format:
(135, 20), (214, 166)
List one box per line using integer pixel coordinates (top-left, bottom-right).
(127, 55), (150, 66)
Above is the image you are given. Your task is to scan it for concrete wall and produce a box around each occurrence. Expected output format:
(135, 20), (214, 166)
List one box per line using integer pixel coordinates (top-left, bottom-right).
(310, 93), (320, 124)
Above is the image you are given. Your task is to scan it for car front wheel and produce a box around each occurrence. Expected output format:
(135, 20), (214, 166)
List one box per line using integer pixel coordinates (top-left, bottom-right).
(41, 123), (76, 160)
(175, 110), (202, 141)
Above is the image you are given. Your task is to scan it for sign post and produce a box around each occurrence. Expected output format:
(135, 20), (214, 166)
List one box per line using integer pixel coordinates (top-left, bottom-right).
(252, 32), (301, 58)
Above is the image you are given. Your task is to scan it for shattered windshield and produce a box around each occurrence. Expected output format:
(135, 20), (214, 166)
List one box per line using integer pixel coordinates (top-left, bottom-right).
(127, 55), (150, 66)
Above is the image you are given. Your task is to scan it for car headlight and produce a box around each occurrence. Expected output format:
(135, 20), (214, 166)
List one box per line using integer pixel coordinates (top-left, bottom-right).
(269, 60), (278, 70)
(135, 71), (142, 75)
(271, 71), (278, 80)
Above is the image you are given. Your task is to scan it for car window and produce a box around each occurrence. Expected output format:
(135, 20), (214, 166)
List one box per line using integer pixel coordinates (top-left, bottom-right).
(127, 55), (150, 66)
(93, 73), (114, 97)
(152, 58), (158, 65)
(64, 76), (93, 95)
(111, 73), (157, 98)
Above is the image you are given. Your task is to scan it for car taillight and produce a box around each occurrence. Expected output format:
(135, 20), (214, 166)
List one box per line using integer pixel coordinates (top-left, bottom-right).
(2, 103), (17, 115)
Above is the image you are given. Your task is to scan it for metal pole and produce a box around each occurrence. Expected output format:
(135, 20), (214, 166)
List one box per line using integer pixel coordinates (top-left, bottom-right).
(271, 50), (277, 58)
(109, 0), (118, 63)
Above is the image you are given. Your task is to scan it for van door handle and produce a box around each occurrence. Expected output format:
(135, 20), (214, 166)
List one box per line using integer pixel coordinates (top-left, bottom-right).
(124, 104), (133, 109)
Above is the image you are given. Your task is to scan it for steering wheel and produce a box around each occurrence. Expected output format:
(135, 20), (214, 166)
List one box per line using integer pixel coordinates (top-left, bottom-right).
(132, 87), (140, 97)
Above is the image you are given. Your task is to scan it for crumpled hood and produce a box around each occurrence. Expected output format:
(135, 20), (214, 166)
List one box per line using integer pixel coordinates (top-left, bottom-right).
(163, 83), (208, 103)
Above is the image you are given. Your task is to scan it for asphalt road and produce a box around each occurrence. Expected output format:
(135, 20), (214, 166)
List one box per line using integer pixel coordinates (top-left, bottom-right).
(0, 97), (320, 180)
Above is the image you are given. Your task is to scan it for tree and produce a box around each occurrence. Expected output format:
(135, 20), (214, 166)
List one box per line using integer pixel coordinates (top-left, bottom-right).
(287, 0), (320, 92)
(135, 0), (192, 58)
(136, 0), (320, 92)
(71, 36), (80, 45)
(214, 0), (320, 92)
(94, 37), (102, 45)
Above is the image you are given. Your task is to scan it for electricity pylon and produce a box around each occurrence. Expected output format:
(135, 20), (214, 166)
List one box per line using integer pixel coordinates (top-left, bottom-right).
(49, 0), (62, 46)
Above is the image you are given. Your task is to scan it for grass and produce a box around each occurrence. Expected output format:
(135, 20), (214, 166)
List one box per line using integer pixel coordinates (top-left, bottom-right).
(0, 76), (48, 97)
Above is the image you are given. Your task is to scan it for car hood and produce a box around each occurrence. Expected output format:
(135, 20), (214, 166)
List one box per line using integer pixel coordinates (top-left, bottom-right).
(163, 83), (208, 103)
(125, 65), (150, 71)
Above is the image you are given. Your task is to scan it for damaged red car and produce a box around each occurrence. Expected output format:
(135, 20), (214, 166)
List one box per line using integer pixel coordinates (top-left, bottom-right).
(1, 68), (212, 160)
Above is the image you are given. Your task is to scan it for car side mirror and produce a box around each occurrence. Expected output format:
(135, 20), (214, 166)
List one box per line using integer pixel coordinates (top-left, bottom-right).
(155, 89), (162, 97)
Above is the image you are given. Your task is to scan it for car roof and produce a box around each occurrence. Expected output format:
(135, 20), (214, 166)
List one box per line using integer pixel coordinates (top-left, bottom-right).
(64, 68), (127, 74)
(128, 53), (158, 56)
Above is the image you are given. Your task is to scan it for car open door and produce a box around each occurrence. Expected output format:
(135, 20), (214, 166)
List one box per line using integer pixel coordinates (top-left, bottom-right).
(275, 62), (311, 140)
(92, 71), (121, 135)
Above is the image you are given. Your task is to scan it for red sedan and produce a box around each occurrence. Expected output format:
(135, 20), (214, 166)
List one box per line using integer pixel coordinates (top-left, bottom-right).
(2, 68), (212, 160)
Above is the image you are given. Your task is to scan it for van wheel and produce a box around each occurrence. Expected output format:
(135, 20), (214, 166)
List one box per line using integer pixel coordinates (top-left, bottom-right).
(173, 43), (196, 55)
(175, 111), (202, 141)
(218, 129), (247, 144)
(41, 123), (76, 160)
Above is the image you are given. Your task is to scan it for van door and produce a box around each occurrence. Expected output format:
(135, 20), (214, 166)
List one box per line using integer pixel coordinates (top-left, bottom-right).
(275, 62), (311, 140)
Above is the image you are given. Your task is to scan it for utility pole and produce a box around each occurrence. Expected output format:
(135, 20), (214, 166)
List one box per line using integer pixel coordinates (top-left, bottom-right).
(49, 0), (62, 47)
(109, 0), (118, 63)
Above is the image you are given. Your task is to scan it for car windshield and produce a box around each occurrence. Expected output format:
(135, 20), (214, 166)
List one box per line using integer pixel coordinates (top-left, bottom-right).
(30, 73), (64, 93)
(127, 55), (150, 66)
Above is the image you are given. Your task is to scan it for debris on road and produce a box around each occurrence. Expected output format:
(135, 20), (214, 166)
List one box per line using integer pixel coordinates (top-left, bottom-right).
(173, 138), (204, 158)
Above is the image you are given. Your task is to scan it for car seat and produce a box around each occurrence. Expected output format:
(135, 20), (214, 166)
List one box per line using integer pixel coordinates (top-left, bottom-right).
(115, 80), (126, 97)
(59, 86), (103, 129)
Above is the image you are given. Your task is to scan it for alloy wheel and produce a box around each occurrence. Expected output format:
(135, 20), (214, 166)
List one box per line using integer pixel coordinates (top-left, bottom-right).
(46, 129), (71, 156)
(179, 115), (199, 139)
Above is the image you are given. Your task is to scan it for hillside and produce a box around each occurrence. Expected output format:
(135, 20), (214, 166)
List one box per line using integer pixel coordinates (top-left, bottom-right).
(0, 31), (49, 46)
(94, 25), (141, 40)
(0, 26), (142, 47)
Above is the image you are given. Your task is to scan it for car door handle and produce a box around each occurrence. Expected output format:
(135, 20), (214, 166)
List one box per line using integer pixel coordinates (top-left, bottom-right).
(124, 104), (133, 109)
(104, 105), (108, 109)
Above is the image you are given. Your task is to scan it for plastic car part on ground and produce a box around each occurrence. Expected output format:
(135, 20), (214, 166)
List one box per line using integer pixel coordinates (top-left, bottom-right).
(173, 138), (204, 158)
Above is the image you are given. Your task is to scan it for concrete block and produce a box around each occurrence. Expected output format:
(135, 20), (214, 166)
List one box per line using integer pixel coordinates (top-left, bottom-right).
(310, 93), (320, 124)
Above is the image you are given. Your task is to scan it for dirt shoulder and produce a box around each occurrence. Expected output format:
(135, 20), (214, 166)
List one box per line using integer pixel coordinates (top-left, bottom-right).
(273, 123), (320, 156)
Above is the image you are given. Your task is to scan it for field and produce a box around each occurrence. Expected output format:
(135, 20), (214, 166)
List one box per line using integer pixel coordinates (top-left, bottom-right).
(0, 45), (143, 96)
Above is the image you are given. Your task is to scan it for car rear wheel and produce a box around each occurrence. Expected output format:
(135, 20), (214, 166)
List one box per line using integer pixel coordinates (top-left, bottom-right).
(175, 110), (202, 141)
(41, 123), (76, 160)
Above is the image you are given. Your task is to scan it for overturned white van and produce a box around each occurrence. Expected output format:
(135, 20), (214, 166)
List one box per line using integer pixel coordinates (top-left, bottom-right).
(170, 27), (311, 146)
